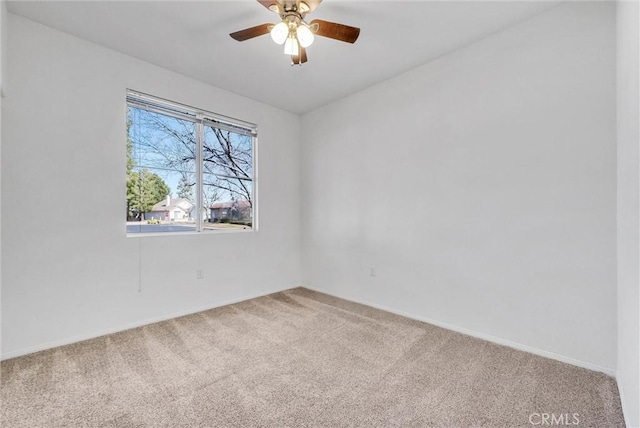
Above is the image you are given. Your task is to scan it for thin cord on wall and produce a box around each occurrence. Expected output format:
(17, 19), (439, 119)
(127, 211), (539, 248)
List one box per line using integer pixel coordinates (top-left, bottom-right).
(138, 237), (142, 293)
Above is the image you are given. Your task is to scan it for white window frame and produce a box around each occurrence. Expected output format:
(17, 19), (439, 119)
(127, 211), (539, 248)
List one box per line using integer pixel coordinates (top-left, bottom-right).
(126, 89), (258, 236)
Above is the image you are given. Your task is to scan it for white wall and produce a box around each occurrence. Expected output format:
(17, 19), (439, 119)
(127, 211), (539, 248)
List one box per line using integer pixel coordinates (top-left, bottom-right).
(301, 2), (617, 372)
(1, 14), (301, 358)
(0, 0), (5, 94)
(617, 1), (640, 425)
(0, 0), (5, 96)
(0, 0), (6, 356)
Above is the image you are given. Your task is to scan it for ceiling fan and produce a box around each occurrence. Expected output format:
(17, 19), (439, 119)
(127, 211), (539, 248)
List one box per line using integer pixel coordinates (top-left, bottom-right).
(230, 0), (360, 66)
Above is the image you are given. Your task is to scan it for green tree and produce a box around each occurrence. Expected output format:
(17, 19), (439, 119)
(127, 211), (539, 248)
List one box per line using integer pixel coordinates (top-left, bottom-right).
(127, 169), (170, 220)
(126, 109), (170, 220)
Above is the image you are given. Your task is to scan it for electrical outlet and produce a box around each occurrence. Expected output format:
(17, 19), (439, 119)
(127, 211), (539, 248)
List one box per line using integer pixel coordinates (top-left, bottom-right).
(196, 269), (204, 280)
(370, 267), (376, 277)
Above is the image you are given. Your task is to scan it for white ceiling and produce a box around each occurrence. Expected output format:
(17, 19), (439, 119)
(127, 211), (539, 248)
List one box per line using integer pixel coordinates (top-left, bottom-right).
(7, 0), (561, 114)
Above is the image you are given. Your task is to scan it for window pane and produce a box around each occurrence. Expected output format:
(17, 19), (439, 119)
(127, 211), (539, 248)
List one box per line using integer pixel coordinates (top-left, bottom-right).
(202, 126), (253, 231)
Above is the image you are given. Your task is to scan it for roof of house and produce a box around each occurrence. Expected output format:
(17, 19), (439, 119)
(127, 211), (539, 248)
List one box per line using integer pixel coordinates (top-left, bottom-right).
(210, 200), (251, 210)
(151, 198), (193, 212)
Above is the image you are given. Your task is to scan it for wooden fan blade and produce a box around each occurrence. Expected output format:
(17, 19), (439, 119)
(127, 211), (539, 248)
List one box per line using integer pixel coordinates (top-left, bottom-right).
(291, 46), (308, 65)
(230, 24), (272, 42)
(310, 19), (360, 43)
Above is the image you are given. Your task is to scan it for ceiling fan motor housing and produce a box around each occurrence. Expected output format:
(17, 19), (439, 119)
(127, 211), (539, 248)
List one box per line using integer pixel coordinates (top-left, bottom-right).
(271, 1), (311, 15)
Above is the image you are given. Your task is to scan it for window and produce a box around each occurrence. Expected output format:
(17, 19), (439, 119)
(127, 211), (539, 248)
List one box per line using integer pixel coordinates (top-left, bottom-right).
(126, 90), (256, 234)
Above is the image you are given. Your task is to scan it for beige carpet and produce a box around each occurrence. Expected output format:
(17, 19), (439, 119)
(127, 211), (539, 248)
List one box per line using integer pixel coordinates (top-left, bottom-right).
(1, 288), (625, 427)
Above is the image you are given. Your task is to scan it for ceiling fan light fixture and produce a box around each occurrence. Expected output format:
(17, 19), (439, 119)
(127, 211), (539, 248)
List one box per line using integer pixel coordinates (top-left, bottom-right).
(284, 35), (299, 56)
(230, 0), (361, 65)
(296, 24), (314, 48)
(270, 21), (289, 45)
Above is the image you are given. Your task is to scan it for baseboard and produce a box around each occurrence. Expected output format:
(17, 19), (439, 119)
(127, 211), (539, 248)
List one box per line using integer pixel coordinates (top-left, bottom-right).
(1, 285), (297, 361)
(616, 377), (638, 428)
(303, 286), (616, 377)
(617, 379), (629, 428)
